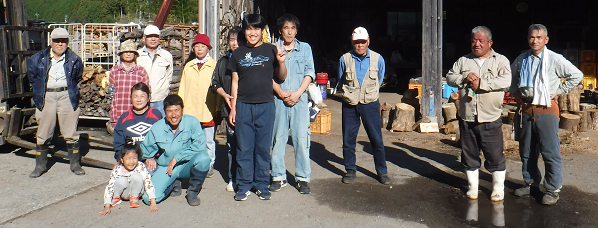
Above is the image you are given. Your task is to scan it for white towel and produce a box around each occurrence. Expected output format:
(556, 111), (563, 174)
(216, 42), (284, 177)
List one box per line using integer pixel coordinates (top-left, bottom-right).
(531, 47), (552, 107)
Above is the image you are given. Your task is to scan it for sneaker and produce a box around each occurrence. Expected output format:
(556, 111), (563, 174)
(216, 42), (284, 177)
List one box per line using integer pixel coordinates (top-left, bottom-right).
(256, 189), (271, 200)
(129, 197), (140, 208)
(269, 180), (288, 192)
(542, 191), (559, 205)
(379, 174), (391, 185)
(226, 181), (234, 192)
(206, 167), (214, 178)
(234, 191), (251, 201)
(514, 185), (531, 197)
(342, 169), (357, 184)
(297, 181), (311, 194)
(110, 198), (122, 207)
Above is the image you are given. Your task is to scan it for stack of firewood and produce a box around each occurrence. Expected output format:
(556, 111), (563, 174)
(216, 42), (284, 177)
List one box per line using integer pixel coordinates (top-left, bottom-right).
(78, 65), (110, 117)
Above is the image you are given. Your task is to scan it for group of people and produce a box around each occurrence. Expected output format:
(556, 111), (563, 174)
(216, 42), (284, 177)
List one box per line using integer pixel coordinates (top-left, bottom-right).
(26, 13), (573, 216)
(447, 24), (582, 206)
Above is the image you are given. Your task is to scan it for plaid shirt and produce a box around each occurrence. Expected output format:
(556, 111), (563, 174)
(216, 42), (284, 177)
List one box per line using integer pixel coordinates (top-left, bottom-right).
(109, 63), (149, 126)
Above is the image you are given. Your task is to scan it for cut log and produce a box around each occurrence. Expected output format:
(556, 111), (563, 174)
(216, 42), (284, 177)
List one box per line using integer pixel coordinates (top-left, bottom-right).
(558, 94), (569, 112)
(380, 102), (392, 129)
(507, 111), (516, 125)
(590, 110), (598, 130)
(559, 113), (580, 132)
(444, 120), (459, 134)
(570, 110), (589, 132)
(442, 103), (457, 122)
(449, 91), (459, 103)
(390, 103), (415, 132)
(454, 100), (461, 118)
(579, 103), (596, 111)
(502, 124), (512, 151)
(568, 87), (581, 112)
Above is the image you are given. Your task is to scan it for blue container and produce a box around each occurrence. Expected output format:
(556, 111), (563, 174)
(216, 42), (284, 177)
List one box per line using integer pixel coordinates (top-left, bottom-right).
(319, 84), (327, 99)
(442, 83), (458, 99)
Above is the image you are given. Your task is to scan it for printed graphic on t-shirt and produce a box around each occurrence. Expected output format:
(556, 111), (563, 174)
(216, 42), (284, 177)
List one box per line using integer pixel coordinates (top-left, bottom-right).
(126, 122), (153, 143)
(239, 52), (270, 67)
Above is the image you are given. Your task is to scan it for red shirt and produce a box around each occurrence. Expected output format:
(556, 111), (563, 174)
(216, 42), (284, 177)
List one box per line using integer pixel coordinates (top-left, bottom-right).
(109, 63), (149, 126)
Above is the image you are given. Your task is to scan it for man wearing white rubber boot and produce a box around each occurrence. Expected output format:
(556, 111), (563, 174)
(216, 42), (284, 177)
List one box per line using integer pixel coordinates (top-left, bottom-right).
(447, 26), (511, 201)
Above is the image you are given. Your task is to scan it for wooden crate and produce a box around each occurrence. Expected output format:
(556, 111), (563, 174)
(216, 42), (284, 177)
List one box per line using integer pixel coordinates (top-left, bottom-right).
(580, 50), (596, 63)
(310, 111), (331, 133)
(581, 63), (596, 76)
(408, 84), (422, 98)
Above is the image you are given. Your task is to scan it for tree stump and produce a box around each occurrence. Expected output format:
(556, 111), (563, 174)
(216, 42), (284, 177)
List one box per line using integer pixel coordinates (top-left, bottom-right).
(559, 113), (581, 132)
(454, 100), (461, 118)
(380, 102), (392, 129)
(449, 91), (459, 103)
(570, 111), (589, 132)
(444, 120), (459, 134)
(507, 111), (516, 125)
(442, 103), (457, 122)
(558, 94), (569, 112)
(502, 124), (512, 151)
(391, 103), (415, 132)
(590, 110), (598, 130)
(579, 103), (596, 111)
(568, 87), (581, 112)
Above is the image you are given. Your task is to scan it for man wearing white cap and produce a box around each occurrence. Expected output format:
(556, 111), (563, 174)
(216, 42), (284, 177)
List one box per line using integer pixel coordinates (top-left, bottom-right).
(27, 28), (85, 177)
(137, 25), (174, 116)
(338, 27), (390, 185)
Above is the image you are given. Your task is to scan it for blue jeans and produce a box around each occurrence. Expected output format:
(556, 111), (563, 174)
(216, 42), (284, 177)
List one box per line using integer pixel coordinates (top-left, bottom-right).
(150, 101), (165, 117)
(517, 112), (562, 192)
(235, 102), (275, 192)
(342, 100), (387, 174)
(271, 97), (311, 182)
(203, 126), (216, 167)
(142, 151), (210, 204)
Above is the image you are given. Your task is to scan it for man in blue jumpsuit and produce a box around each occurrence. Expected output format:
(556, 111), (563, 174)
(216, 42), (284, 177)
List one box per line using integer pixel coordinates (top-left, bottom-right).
(141, 94), (211, 206)
(270, 14), (315, 194)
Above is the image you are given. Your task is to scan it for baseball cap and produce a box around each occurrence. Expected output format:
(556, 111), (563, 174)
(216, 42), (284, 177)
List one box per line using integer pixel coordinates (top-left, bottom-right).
(50, 28), (69, 39)
(144, 25), (161, 36)
(352, 27), (369, 41)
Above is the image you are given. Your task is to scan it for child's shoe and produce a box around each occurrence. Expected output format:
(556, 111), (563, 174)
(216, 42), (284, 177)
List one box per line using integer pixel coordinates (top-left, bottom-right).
(129, 197), (140, 208)
(110, 198), (122, 207)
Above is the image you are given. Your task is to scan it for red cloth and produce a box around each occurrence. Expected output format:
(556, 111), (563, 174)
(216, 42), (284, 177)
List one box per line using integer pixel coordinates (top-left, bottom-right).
(109, 64), (149, 127)
(201, 120), (215, 127)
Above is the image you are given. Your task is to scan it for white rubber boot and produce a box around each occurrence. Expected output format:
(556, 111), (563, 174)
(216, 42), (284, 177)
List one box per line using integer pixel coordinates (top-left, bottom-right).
(466, 169), (479, 199)
(491, 170), (506, 201)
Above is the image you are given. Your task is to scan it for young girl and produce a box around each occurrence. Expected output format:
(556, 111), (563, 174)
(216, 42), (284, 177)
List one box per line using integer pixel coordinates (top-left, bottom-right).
(98, 142), (158, 215)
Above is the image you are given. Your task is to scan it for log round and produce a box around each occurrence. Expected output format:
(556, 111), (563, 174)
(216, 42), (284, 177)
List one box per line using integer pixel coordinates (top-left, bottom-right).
(391, 103), (415, 132)
(442, 103), (457, 122)
(559, 113), (581, 132)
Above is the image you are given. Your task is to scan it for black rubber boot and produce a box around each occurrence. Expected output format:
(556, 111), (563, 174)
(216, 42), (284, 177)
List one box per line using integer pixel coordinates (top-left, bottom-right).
(30, 144), (49, 178)
(68, 143), (85, 175)
(186, 168), (208, 206)
(170, 180), (182, 197)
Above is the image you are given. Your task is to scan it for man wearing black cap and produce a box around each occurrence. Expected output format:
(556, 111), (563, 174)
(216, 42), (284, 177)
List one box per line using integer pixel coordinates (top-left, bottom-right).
(27, 27), (85, 178)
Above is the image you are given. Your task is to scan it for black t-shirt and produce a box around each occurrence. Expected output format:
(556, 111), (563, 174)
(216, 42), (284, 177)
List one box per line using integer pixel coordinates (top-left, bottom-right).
(227, 43), (279, 103)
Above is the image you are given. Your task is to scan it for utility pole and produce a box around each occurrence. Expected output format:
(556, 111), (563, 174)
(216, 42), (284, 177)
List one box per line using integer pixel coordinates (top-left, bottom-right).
(422, 0), (443, 125)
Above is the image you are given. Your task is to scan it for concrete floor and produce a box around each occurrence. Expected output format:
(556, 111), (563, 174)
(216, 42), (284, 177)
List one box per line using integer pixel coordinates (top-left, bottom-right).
(1, 92), (598, 227)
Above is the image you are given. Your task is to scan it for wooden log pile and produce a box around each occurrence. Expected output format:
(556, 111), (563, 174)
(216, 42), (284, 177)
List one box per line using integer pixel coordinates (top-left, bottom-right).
(78, 66), (110, 118)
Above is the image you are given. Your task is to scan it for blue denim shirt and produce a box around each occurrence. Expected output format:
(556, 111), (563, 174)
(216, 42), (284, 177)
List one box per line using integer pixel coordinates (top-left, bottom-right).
(141, 114), (207, 166)
(275, 39), (316, 102)
(338, 49), (386, 86)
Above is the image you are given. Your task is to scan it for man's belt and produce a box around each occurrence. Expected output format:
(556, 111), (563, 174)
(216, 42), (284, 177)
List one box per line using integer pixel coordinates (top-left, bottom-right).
(46, 87), (68, 92)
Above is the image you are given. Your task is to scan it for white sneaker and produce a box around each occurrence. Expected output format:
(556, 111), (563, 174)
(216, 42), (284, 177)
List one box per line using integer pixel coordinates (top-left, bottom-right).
(466, 169), (479, 200)
(226, 181), (234, 192)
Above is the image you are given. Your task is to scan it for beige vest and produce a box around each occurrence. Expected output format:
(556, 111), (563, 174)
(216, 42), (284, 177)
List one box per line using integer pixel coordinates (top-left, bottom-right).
(342, 51), (380, 105)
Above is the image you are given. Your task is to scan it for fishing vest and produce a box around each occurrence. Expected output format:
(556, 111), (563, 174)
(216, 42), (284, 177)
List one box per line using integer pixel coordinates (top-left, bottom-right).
(341, 51), (380, 105)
